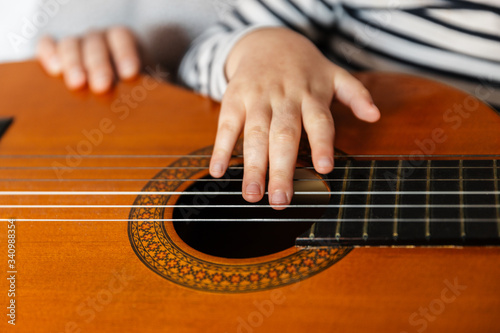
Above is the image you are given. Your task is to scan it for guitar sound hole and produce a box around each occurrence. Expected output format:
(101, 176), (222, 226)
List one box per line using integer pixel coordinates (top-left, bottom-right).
(172, 168), (330, 259)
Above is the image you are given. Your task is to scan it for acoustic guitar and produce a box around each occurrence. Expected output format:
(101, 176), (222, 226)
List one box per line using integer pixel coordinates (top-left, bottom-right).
(0, 61), (499, 332)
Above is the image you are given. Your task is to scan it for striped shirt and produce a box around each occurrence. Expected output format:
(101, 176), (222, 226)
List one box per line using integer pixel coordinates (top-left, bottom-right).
(178, 0), (500, 111)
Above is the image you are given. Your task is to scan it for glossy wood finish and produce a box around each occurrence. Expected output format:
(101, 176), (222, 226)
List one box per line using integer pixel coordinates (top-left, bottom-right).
(0, 62), (499, 332)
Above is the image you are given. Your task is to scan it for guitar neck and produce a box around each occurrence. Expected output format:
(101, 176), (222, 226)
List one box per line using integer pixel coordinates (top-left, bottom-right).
(297, 158), (500, 247)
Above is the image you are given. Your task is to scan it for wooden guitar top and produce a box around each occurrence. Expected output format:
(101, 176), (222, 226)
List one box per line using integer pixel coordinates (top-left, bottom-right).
(0, 62), (499, 333)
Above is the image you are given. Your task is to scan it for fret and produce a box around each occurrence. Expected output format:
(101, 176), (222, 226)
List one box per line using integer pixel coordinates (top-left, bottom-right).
(335, 160), (350, 240)
(459, 160), (466, 239)
(425, 160), (431, 240)
(341, 161), (372, 239)
(309, 223), (316, 239)
(294, 166), (336, 243)
(495, 160), (500, 237)
(366, 161), (399, 243)
(462, 160), (497, 241)
(393, 160), (402, 240)
(429, 160), (461, 241)
(362, 161), (376, 240)
(397, 160), (427, 242)
(309, 160), (348, 242)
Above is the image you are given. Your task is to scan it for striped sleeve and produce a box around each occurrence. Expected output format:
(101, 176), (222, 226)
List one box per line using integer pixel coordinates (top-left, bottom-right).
(179, 0), (500, 111)
(327, 1), (500, 111)
(178, 0), (337, 101)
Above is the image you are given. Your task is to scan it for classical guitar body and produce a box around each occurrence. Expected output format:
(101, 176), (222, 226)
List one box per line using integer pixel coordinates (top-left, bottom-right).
(0, 62), (499, 333)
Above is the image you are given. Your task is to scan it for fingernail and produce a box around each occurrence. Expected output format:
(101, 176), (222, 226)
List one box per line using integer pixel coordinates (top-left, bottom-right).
(271, 190), (287, 205)
(211, 163), (223, 175)
(119, 60), (137, 79)
(246, 183), (261, 195)
(92, 75), (111, 92)
(48, 56), (61, 75)
(370, 103), (381, 114)
(318, 157), (333, 169)
(67, 68), (85, 88)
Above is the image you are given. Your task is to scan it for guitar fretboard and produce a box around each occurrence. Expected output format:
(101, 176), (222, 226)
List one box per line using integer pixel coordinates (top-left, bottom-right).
(297, 159), (500, 247)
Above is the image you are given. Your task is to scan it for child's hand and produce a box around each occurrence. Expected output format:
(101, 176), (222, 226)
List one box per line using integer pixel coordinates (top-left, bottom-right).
(36, 26), (140, 93)
(209, 28), (380, 209)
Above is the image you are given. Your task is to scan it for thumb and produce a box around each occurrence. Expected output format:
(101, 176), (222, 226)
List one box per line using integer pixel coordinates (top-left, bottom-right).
(332, 68), (380, 123)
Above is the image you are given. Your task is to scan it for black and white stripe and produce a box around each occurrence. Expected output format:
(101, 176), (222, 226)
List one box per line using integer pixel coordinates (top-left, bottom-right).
(179, 0), (500, 111)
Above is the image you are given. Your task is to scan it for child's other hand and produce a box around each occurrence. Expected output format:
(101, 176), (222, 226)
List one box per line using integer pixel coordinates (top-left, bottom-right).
(36, 26), (140, 93)
(209, 28), (380, 209)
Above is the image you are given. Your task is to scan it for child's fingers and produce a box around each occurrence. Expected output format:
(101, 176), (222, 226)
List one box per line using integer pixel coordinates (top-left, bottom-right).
(210, 94), (245, 178)
(36, 36), (61, 76)
(82, 32), (114, 94)
(58, 37), (86, 90)
(333, 69), (381, 123)
(267, 101), (302, 209)
(106, 26), (140, 80)
(301, 96), (335, 174)
(241, 101), (271, 203)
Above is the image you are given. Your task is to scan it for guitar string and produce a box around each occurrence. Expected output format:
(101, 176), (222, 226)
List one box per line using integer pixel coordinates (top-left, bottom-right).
(1, 178), (498, 182)
(1, 190), (499, 195)
(1, 218), (498, 222)
(1, 154), (499, 158)
(2, 204), (498, 208)
(1, 165), (497, 170)
(3, 157), (497, 220)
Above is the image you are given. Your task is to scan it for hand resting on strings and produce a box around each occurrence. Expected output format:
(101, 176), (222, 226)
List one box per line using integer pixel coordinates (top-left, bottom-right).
(208, 27), (381, 209)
